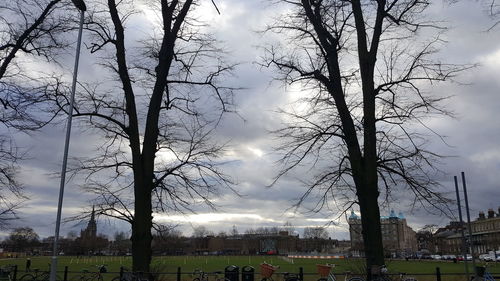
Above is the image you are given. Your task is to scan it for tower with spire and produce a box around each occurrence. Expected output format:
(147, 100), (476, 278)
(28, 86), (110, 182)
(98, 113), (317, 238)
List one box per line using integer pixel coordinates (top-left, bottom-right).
(79, 206), (98, 253)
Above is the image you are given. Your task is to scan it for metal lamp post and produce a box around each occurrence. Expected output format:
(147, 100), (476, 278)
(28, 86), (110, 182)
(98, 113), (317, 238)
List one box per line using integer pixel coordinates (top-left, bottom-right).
(49, 1), (86, 281)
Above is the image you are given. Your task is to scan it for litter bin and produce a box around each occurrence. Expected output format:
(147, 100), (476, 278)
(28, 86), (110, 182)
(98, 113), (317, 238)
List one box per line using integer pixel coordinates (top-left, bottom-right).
(226, 265), (240, 281)
(242, 266), (254, 281)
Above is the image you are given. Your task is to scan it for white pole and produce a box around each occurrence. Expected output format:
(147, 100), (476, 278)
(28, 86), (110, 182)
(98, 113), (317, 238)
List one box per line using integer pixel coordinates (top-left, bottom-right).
(49, 2), (86, 281)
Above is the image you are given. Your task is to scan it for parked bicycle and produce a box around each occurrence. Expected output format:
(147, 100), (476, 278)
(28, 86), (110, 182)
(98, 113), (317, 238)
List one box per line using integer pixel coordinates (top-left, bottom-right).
(111, 267), (149, 281)
(19, 268), (61, 281)
(398, 273), (418, 281)
(471, 266), (497, 281)
(317, 264), (334, 281)
(71, 265), (108, 281)
(260, 263), (279, 281)
(0, 265), (16, 281)
(370, 266), (418, 281)
(191, 269), (229, 281)
(483, 271), (497, 281)
(316, 265), (365, 281)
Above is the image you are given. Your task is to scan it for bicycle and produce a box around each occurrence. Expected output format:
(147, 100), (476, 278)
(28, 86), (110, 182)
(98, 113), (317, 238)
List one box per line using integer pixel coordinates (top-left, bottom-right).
(471, 266), (497, 281)
(0, 265), (16, 281)
(260, 263), (279, 281)
(316, 265), (365, 281)
(191, 269), (230, 281)
(483, 271), (497, 281)
(370, 266), (392, 281)
(73, 265), (108, 281)
(19, 268), (52, 281)
(397, 273), (418, 281)
(371, 268), (417, 281)
(111, 267), (149, 281)
(317, 264), (334, 281)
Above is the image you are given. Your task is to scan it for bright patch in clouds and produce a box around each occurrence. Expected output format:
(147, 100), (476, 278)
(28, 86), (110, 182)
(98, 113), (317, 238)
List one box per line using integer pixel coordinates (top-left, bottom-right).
(156, 213), (278, 224)
(247, 146), (264, 158)
(470, 148), (500, 163)
(480, 47), (500, 69)
(305, 218), (335, 222)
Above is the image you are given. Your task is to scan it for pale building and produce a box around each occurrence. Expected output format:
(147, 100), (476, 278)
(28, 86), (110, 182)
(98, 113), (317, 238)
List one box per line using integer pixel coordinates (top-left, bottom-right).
(470, 208), (500, 254)
(434, 208), (500, 255)
(348, 210), (417, 257)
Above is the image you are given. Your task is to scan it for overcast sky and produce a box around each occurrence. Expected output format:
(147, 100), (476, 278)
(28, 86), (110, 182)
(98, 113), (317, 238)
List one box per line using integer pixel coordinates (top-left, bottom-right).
(4, 0), (500, 241)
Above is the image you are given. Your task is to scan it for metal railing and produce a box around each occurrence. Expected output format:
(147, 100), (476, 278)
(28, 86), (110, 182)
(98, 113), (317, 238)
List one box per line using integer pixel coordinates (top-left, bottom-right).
(1, 266), (498, 281)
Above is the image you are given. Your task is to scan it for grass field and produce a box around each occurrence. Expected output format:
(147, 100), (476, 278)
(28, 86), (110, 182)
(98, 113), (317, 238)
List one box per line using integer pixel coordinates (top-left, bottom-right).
(0, 256), (498, 281)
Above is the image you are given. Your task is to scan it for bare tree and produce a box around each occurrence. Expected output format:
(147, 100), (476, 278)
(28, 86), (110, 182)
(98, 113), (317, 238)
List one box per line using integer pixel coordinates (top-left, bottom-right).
(0, 139), (23, 229)
(264, 0), (467, 275)
(5, 226), (40, 252)
(303, 226), (328, 239)
(420, 224), (438, 234)
(52, 0), (236, 272)
(152, 225), (183, 255)
(282, 221), (295, 234)
(231, 225), (239, 236)
(0, 0), (71, 227)
(0, 0), (70, 128)
(192, 226), (213, 238)
(486, 0), (499, 29)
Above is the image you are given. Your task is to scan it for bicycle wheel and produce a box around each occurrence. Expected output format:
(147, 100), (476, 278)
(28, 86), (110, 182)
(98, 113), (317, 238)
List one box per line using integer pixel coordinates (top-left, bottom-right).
(373, 276), (391, 281)
(111, 277), (121, 281)
(69, 275), (86, 281)
(35, 272), (51, 281)
(193, 278), (201, 281)
(347, 277), (365, 281)
(41, 274), (62, 281)
(18, 274), (35, 281)
(88, 275), (104, 281)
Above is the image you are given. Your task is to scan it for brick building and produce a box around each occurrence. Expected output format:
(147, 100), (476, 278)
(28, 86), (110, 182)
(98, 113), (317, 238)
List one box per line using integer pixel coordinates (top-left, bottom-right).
(160, 231), (342, 255)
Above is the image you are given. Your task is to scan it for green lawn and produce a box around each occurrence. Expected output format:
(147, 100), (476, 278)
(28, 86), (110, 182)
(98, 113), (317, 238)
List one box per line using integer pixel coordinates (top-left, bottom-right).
(0, 256), (498, 281)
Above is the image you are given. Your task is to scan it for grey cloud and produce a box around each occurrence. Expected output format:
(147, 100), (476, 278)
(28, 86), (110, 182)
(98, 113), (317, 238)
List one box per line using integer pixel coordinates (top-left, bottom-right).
(3, 0), (500, 242)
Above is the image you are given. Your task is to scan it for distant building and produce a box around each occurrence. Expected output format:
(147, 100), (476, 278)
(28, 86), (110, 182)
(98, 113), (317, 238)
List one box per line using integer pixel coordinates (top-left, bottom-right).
(190, 231), (301, 255)
(435, 208), (500, 255)
(433, 221), (465, 254)
(470, 208), (500, 254)
(79, 207), (98, 254)
(416, 230), (435, 253)
(152, 231), (345, 255)
(348, 210), (417, 257)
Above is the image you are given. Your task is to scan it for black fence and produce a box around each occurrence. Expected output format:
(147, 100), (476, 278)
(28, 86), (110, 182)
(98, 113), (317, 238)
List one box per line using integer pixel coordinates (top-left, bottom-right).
(1, 265), (498, 281)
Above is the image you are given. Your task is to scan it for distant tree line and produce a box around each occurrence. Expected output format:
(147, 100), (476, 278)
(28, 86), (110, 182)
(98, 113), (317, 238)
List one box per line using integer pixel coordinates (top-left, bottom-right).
(0, 227), (116, 255)
(0, 223), (333, 256)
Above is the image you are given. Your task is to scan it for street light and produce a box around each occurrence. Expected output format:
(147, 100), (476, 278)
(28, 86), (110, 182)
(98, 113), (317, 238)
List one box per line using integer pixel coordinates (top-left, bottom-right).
(49, 1), (86, 281)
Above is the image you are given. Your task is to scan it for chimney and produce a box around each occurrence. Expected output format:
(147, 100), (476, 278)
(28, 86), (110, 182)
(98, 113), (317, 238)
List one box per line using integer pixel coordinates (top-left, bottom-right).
(478, 212), (485, 220)
(488, 209), (495, 218)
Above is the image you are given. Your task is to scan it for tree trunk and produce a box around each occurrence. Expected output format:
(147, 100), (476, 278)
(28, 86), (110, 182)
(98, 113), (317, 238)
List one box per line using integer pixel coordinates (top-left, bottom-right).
(131, 173), (153, 273)
(358, 180), (385, 280)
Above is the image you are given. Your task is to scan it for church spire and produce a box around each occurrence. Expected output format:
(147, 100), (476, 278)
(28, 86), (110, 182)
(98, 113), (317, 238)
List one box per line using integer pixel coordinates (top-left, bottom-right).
(90, 205), (95, 223)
